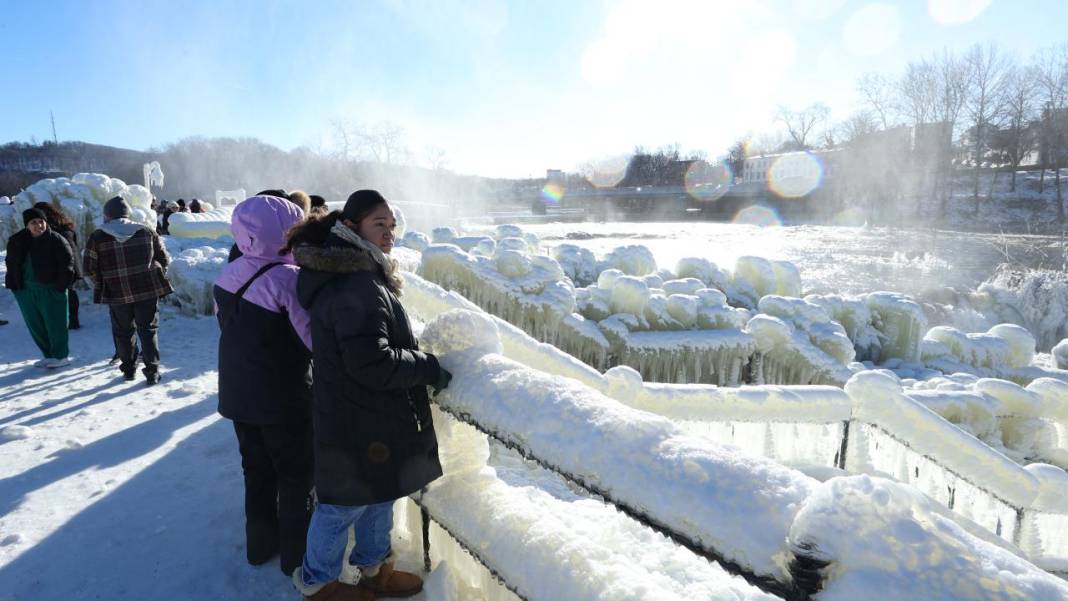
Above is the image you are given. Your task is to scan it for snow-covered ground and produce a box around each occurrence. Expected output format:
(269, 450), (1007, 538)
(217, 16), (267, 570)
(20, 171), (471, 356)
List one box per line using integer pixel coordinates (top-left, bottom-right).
(0, 284), (444, 599)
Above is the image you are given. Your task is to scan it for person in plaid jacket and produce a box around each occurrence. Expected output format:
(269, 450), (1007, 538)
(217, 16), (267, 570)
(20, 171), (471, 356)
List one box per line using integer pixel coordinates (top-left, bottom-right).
(84, 196), (174, 385)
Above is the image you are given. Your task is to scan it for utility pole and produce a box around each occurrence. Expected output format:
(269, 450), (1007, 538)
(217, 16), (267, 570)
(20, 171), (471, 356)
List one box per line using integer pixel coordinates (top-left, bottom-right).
(50, 110), (58, 144)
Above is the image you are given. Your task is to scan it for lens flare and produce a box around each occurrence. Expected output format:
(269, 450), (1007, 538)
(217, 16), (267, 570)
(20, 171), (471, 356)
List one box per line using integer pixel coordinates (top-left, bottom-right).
(684, 162), (732, 202)
(541, 183), (565, 204)
(732, 205), (782, 227)
(585, 155), (629, 188)
(928, 0), (991, 25)
(768, 152), (823, 198)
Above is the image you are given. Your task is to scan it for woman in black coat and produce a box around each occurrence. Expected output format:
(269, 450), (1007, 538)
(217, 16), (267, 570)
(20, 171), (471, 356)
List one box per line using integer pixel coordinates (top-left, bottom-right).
(286, 190), (451, 601)
(34, 203), (82, 329)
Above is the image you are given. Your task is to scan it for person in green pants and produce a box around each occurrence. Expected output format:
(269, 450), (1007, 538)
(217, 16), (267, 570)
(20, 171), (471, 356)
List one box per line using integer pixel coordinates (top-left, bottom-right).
(4, 208), (76, 368)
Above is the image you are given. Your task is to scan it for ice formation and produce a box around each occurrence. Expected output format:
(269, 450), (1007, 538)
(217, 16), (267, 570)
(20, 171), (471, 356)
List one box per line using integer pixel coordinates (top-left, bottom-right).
(2, 173), (156, 247)
(166, 208), (234, 239)
(432, 227), (458, 243)
(597, 244), (657, 276)
(1053, 339), (1068, 370)
(675, 257), (730, 291)
(551, 243), (598, 286)
(419, 243), (575, 343)
(863, 292), (927, 363)
(790, 475), (1068, 600)
(399, 230), (430, 251)
(165, 240), (231, 314)
(404, 272), (1068, 570)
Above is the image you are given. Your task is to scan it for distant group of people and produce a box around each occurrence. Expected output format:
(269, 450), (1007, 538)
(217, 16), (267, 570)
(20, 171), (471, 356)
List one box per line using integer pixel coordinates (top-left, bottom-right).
(215, 189), (449, 600)
(4, 196), (172, 381)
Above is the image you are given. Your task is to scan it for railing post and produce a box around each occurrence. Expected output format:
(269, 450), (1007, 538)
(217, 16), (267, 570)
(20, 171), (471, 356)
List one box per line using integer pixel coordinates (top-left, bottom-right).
(421, 506), (432, 573)
(787, 541), (829, 600)
(835, 420), (851, 470)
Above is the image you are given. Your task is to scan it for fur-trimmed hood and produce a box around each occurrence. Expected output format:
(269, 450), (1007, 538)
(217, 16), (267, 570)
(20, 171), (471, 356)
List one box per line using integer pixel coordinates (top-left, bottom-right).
(294, 234), (403, 309)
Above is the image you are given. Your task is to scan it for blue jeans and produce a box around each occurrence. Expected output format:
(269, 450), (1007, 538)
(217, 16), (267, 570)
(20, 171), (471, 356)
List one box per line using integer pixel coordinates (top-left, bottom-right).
(300, 501), (393, 586)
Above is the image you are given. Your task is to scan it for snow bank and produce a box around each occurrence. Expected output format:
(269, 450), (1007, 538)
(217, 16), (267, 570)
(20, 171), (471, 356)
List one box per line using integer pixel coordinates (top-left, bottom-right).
(790, 475), (1068, 601)
(598, 245), (657, 276)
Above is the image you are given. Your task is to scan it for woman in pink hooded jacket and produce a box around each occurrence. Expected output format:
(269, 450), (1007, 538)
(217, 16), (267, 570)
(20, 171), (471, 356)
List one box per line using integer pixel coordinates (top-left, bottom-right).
(213, 195), (313, 576)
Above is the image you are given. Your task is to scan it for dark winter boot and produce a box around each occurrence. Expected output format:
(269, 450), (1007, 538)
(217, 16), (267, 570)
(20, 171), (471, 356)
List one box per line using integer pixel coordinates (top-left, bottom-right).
(357, 561), (422, 598)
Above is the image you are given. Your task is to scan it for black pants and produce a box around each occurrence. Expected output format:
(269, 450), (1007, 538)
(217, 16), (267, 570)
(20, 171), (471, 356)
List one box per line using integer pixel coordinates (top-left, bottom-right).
(68, 289), (80, 327)
(232, 420), (314, 575)
(109, 298), (160, 376)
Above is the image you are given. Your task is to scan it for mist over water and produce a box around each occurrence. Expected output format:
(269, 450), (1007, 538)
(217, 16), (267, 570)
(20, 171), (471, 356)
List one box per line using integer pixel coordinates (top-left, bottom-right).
(470, 221), (1062, 298)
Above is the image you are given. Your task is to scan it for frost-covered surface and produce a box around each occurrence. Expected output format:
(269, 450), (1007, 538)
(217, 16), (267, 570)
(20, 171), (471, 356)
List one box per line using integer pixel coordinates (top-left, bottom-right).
(790, 475), (1068, 601)
(1, 173), (156, 248)
(166, 207), (234, 239)
(418, 416), (780, 601)
(921, 324), (1068, 386)
(163, 237), (232, 315)
(422, 310), (815, 580)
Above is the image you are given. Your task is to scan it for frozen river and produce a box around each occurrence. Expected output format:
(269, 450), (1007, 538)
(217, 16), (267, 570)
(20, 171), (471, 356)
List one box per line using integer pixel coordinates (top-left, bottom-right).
(467, 221), (1065, 298)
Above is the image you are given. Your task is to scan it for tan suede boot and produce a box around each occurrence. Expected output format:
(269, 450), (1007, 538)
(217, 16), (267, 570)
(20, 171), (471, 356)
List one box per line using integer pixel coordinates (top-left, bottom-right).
(305, 581), (375, 601)
(357, 561), (423, 598)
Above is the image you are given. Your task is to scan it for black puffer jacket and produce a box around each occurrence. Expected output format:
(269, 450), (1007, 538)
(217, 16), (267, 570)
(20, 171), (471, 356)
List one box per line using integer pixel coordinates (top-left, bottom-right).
(4, 228), (75, 291)
(295, 234), (442, 506)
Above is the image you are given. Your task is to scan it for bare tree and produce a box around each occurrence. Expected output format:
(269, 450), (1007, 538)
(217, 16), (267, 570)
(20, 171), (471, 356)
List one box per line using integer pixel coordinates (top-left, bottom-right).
(726, 137), (749, 181)
(1035, 45), (1068, 221)
(776, 103), (831, 150)
(857, 72), (897, 130)
(836, 111), (879, 146)
(424, 144), (448, 171)
(932, 49), (970, 216)
(963, 43), (1011, 208)
(329, 118), (354, 161)
(898, 59), (938, 127)
(992, 65), (1039, 192)
(358, 121), (409, 164)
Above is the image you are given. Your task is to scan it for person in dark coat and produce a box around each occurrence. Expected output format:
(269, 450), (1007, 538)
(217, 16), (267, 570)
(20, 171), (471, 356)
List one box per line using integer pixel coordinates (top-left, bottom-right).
(34, 202), (82, 329)
(84, 196), (174, 385)
(214, 195), (314, 576)
(4, 208), (75, 367)
(286, 190), (451, 601)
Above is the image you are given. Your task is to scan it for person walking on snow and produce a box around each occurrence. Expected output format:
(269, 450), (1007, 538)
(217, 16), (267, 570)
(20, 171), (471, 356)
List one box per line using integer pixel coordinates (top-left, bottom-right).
(285, 190), (452, 601)
(213, 195), (315, 577)
(84, 196), (173, 385)
(4, 208), (75, 367)
(33, 202), (83, 329)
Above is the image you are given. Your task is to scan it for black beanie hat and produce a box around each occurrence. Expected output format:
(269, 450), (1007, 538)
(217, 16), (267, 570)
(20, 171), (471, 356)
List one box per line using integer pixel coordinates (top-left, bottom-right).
(341, 190), (388, 223)
(22, 208), (46, 226)
(104, 195), (131, 220)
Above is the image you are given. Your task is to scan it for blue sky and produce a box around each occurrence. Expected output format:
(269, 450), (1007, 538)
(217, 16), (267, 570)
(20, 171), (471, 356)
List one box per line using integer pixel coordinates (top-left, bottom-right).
(2, 0), (1065, 177)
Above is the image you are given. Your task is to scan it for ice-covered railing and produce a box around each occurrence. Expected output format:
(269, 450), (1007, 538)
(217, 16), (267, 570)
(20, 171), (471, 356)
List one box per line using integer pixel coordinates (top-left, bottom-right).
(2, 173), (156, 247)
(402, 272), (1068, 573)
(905, 375), (1068, 468)
(412, 309), (1068, 599)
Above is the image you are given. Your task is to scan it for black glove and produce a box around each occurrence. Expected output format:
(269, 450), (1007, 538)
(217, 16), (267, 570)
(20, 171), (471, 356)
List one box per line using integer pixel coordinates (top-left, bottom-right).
(431, 367), (453, 396)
